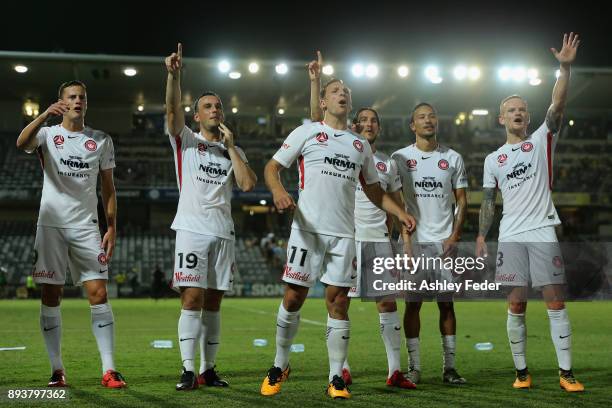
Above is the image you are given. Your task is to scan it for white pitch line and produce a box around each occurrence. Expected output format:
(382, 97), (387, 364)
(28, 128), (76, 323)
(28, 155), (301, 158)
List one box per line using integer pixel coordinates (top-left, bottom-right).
(227, 305), (325, 327)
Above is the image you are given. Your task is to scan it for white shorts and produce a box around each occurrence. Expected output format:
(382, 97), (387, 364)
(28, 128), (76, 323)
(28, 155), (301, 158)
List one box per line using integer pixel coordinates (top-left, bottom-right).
(405, 242), (456, 298)
(32, 226), (108, 286)
(496, 226), (566, 288)
(349, 240), (399, 298)
(282, 229), (356, 288)
(172, 230), (235, 291)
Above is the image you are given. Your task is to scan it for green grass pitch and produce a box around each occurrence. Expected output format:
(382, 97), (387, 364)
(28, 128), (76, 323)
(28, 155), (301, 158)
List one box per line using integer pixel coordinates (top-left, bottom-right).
(0, 298), (610, 407)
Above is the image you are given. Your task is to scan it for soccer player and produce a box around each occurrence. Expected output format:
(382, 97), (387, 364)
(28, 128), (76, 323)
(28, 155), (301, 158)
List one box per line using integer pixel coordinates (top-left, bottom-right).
(165, 43), (257, 391)
(392, 103), (468, 385)
(16, 80), (126, 388)
(308, 51), (416, 390)
(260, 57), (416, 400)
(476, 32), (583, 392)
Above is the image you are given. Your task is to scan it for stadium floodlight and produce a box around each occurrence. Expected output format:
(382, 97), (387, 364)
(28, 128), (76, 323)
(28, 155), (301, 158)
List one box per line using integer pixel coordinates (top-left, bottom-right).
(231, 107), (238, 114)
(529, 78), (542, 86)
(248, 62), (259, 74)
(184, 106), (191, 112)
(277, 108), (285, 115)
(527, 68), (539, 80)
(424, 65), (442, 83)
(397, 65), (409, 78)
(365, 64), (379, 78)
(468, 66), (481, 80)
(569, 120), (574, 126)
(555, 69), (561, 78)
(498, 66), (512, 81)
(459, 113), (466, 121)
(14, 65), (28, 74)
(259, 200), (267, 205)
(137, 104), (144, 112)
(123, 67), (137, 77)
(218, 60), (231, 73)
(351, 63), (365, 77)
(228, 71), (242, 79)
(453, 65), (468, 80)
(455, 118), (461, 125)
(322, 64), (334, 76)
(275, 63), (288, 75)
(472, 109), (489, 116)
(511, 66), (527, 82)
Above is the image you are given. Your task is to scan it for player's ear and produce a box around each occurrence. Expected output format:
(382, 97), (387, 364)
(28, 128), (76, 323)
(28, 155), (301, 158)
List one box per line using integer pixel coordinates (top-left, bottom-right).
(193, 112), (200, 123)
(319, 97), (326, 111)
(498, 114), (505, 126)
(409, 121), (416, 133)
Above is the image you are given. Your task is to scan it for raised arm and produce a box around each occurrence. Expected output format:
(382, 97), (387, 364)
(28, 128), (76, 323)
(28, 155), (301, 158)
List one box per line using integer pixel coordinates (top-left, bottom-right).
(16, 101), (68, 151)
(165, 42), (185, 136)
(475, 187), (497, 257)
(546, 32), (580, 133)
(309, 51), (324, 122)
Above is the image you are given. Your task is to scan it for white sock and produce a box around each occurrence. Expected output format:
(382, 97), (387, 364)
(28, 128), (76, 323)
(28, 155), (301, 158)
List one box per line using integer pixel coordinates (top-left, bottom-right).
(274, 303), (300, 370)
(199, 310), (221, 373)
(507, 310), (527, 370)
(342, 360), (351, 371)
(548, 308), (572, 371)
(40, 305), (63, 372)
(406, 337), (421, 371)
(178, 309), (201, 373)
(91, 303), (115, 373)
(326, 316), (350, 382)
(380, 312), (402, 377)
(442, 335), (456, 370)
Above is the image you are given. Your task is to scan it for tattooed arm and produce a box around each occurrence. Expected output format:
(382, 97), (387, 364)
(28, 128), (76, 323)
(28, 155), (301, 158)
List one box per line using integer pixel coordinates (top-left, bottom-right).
(476, 187), (497, 257)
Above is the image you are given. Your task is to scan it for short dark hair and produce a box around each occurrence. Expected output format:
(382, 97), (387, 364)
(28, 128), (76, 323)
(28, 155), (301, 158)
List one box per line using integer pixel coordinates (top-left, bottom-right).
(320, 78), (347, 99)
(58, 80), (87, 99)
(410, 102), (436, 124)
(193, 91), (223, 112)
(352, 107), (381, 127)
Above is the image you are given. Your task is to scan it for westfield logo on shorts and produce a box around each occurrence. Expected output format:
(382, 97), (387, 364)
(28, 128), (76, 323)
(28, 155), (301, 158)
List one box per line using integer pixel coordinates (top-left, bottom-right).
(174, 272), (201, 282)
(283, 266), (310, 282)
(33, 270), (55, 279)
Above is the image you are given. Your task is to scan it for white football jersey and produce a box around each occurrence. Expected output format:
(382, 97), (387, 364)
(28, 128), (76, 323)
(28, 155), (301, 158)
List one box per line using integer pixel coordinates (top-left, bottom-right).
(273, 121), (379, 238)
(483, 122), (560, 240)
(29, 125), (115, 230)
(169, 126), (247, 240)
(393, 144), (468, 243)
(355, 150), (402, 242)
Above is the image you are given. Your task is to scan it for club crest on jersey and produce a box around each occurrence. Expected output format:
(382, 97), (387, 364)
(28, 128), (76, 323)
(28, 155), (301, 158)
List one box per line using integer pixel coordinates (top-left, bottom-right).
(84, 139), (97, 151)
(497, 154), (508, 165)
(438, 159), (449, 170)
(315, 132), (329, 143)
(98, 253), (108, 266)
(53, 135), (65, 147)
(552, 256), (563, 268)
(406, 159), (417, 170)
(521, 142), (533, 152)
(197, 143), (208, 155)
(353, 140), (364, 152)
(376, 162), (387, 172)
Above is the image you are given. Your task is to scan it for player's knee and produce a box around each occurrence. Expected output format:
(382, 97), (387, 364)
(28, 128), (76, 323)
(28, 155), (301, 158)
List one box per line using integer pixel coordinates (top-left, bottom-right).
(546, 301), (565, 311)
(405, 301), (422, 314)
(437, 301), (454, 315)
(89, 287), (108, 305)
(283, 284), (307, 311)
(41, 285), (62, 306)
(508, 301), (526, 314)
(377, 300), (397, 313)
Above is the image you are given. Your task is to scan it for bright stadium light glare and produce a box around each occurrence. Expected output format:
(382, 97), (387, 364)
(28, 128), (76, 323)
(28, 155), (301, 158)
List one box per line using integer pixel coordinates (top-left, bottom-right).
(259, 200), (267, 205)
(455, 119), (461, 125)
(137, 104), (144, 112)
(248, 62), (259, 74)
(430, 77), (443, 84)
(498, 66), (512, 81)
(322, 64), (334, 76)
(529, 78), (542, 86)
(275, 63), (288, 75)
(14, 65), (28, 73)
(123, 67), (137, 77)
(365, 64), (379, 78)
(459, 113), (466, 121)
(397, 65), (409, 78)
(278, 108), (285, 115)
(424, 65), (440, 80)
(231, 107), (238, 114)
(527, 68), (539, 80)
(453, 65), (468, 80)
(228, 71), (242, 79)
(472, 109), (489, 116)
(184, 106), (191, 112)
(351, 63), (365, 77)
(569, 120), (574, 126)
(555, 69), (561, 78)
(512, 66), (527, 82)
(468, 66), (481, 80)
(218, 60), (231, 73)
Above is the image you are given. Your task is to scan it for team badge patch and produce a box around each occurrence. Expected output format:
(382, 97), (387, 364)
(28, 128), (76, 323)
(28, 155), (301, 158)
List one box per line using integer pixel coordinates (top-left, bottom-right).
(521, 142), (533, 152)
(353, 140), (364, 152)
(552, 256), (563, 268)
(197, 143), (208, 155)
(497, 154), (508, 164)
(376, 162), (387, 172)
(407, 159), (417, 170)
(98, 253), (108, 266)
(438, 159), (449, 170)
(85, 140), (97, 151)
(315, 132), (329, 143)
(53, 135), (64, 146)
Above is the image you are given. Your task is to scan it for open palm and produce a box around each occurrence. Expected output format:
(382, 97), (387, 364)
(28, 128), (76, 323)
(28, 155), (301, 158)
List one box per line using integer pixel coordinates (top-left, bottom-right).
(551, 32), (579, 65)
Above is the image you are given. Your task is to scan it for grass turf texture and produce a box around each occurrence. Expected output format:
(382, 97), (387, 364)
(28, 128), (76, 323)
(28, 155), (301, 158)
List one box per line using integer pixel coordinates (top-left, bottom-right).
(0, 298), (609, 407)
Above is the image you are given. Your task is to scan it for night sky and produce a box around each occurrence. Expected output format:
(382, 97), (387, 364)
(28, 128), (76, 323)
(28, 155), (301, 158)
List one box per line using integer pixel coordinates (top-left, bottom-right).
(1, 1), (609, 66)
